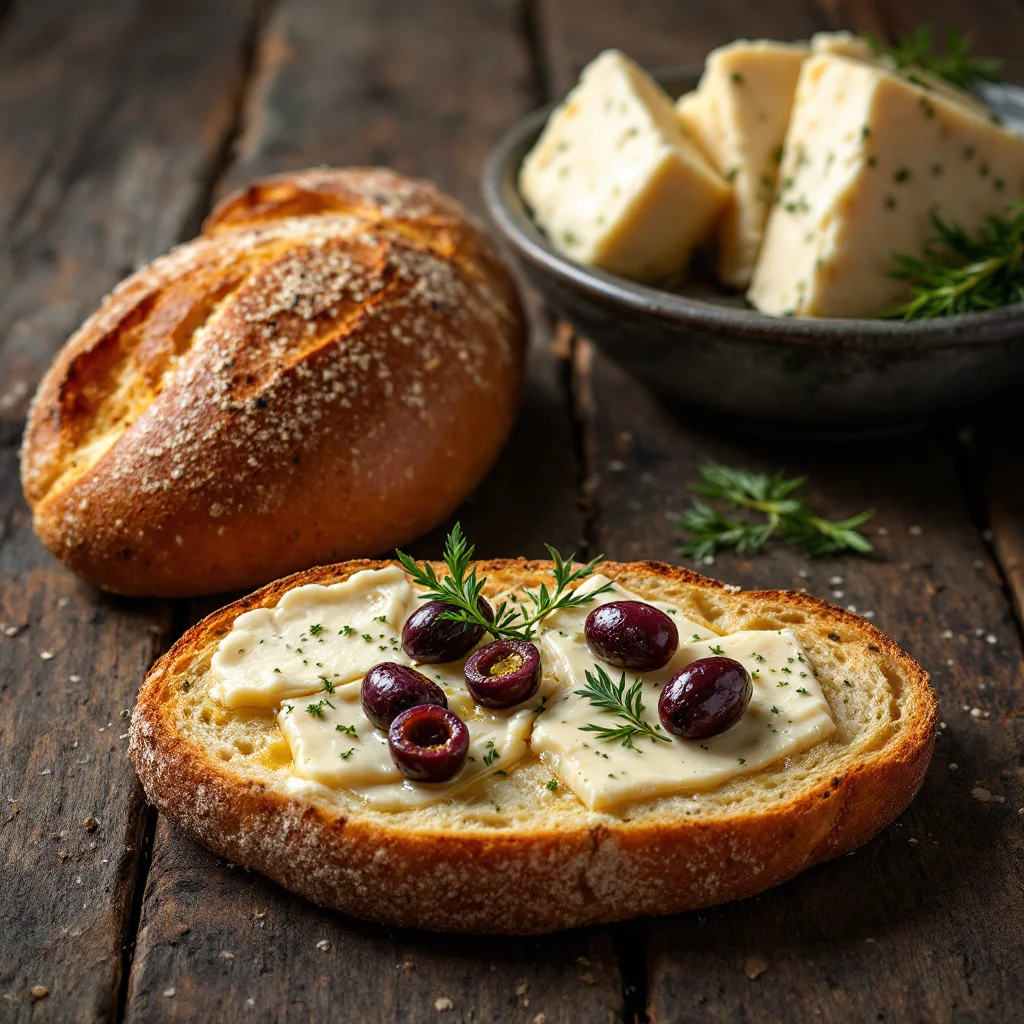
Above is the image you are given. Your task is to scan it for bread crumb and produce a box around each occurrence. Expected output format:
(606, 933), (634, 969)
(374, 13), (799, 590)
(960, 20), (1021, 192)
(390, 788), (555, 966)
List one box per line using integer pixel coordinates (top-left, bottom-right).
(828, 575), (843, 586)
(316, 939), (330, 951)
(82, 816), (99, 832)
(985, 634), (998, 645)
(40, 651), (55, 660)
(972, 787), (1005, 803)
(970, 708), (982, 718)
(3, 624), (25, 637)
(29, 986), (49, 1001)
(219, 950), (235, 959)
(163, 988), (176, 998)
(533, 1014), (548, 1024)
(949, 763), (958, 771)
(435, 997), (454, 1011)
(744, 956), (768, 980)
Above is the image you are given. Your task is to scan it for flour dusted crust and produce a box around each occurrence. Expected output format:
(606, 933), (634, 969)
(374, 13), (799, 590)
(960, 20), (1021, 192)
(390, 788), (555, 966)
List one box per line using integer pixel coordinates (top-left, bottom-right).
(20, 168), (526, 596)
(129, 559), (936, 934)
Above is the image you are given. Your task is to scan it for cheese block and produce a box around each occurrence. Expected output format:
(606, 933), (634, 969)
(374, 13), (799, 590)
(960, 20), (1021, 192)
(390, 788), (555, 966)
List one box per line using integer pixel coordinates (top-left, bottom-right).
(748, 54), (1024, 318)
(519, 49), (730, 282)
(676, 40), (808, 288)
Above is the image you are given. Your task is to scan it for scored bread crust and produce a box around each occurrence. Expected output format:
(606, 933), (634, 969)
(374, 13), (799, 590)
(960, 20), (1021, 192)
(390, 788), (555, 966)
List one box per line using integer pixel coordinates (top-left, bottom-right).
(20, 168), (526, 596)
(130, 558), (936, 934)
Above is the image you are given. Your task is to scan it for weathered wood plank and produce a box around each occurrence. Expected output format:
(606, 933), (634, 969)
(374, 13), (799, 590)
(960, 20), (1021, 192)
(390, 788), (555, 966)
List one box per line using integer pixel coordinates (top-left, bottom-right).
(0, 0), (262, 440)
(0, 448), (172, 1019)
(125, 2), (613, 1021)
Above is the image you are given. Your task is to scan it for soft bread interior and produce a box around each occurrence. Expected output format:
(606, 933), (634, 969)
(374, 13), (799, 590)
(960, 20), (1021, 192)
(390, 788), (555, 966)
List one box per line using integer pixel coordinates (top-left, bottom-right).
(152, 562), (925, 832)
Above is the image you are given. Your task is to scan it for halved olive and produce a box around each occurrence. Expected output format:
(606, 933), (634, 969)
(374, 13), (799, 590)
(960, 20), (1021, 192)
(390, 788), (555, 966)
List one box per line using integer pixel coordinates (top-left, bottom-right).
(464, 638), (541, 709)
(388, 704), (469, 782)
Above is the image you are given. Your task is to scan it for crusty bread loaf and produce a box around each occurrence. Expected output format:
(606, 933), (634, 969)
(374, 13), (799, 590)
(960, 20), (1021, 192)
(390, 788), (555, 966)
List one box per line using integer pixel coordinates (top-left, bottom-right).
(20, 168), (526, 596)
(129, 558), (936, 934)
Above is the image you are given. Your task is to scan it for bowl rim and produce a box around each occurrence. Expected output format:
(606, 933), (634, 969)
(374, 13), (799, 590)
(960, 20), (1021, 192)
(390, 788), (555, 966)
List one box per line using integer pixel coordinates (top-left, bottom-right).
(481, 68), (1024, 348)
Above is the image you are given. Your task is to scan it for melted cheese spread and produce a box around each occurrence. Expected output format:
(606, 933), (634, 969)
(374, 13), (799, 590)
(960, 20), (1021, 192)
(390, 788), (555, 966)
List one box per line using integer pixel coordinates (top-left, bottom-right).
(210, 568), (834, 811)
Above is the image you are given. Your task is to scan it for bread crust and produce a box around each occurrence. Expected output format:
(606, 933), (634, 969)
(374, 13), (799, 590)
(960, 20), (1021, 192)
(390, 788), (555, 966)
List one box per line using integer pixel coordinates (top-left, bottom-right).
(21, 168), (526, 596)
(130, 558), (936, 934)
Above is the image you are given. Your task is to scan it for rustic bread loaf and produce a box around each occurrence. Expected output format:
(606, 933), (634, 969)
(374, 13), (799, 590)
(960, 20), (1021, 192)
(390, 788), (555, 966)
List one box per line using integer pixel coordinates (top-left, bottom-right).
(20, 169), (526, 596)
(129, 558), (936, 934)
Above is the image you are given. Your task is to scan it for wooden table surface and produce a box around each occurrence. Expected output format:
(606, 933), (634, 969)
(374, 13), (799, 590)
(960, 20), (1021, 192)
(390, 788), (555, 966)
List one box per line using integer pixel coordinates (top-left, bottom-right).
(3, 0), (1024, 1021)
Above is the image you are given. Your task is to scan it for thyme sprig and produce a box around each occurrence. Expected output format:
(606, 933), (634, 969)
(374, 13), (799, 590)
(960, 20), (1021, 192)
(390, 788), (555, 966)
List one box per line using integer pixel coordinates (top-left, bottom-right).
(868, 26), (1002, 89)
(676, 462), (874, 559)
(575, 665), (669, 750)
(884, 204), (1024, 319)
(396, 523), (612, 640)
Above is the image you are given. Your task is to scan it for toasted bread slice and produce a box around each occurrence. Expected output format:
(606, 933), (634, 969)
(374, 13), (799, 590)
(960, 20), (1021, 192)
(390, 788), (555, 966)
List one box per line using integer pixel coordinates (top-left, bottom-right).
(129, 559), (936, 934)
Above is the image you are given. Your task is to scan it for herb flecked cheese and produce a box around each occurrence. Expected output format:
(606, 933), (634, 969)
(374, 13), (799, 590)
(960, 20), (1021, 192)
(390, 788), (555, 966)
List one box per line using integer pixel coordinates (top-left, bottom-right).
(676, 40), (808, 288)
(520, 49), (730, 283)
(748, 54), (1024, 318)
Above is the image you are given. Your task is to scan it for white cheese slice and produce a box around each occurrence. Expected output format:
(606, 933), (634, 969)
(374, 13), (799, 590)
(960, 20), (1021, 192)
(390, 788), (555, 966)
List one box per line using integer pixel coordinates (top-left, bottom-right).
(748, 54), (1024, 318)
(276, 660), (539, 811)
(532, 623), (834, 812)
(520, 49), (730, 283)
(676, 40), (808, 288)
(210, 565), (418, 708)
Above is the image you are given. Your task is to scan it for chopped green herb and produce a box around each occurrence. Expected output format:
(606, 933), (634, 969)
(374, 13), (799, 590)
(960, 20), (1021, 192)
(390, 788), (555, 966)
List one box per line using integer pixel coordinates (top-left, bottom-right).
(884, 202), (1024, 319)
(335, 723), (358, 737)
(575, 665), (669, 750)
(320, 677), (336, 694)
(546, 779), (559, 792)
(868, 26), (1002, 89)
(709, 644), (725, 656)
(309, 623), (323, 636)
(676, 461), (874, 559)
(339, 748), (355, 760)
(396, 523), (611, 641)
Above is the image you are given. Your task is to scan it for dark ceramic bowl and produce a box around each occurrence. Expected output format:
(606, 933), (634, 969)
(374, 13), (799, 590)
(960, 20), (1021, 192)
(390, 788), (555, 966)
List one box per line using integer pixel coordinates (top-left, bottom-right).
(482, 69), (1024, 431)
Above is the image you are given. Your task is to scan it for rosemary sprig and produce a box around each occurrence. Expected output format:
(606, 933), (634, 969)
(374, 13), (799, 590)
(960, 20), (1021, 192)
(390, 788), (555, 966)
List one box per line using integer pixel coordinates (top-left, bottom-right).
(575, 665), (669, 750)
(395, 523), (612, 640)
(676, 461), (874, 560)
(883, 204), (1024, 319)
(868, 26), (1002, 89)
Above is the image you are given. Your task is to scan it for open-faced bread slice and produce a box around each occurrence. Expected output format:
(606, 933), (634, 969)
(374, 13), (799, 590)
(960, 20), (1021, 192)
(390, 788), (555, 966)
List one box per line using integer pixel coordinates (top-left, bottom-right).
(129, 558), (935, 934)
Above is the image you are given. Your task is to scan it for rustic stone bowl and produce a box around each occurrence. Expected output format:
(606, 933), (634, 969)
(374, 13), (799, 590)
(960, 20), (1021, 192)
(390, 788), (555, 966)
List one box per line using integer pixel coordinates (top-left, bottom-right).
(482, 69), (1024, 432)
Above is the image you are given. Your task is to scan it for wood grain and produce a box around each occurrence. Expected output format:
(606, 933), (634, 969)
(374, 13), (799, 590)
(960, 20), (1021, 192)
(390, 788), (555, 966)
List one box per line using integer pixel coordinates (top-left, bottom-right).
(0, 448), (172, 1019)
(0, 0), (262, 441)
(123, 3), (613, 1022)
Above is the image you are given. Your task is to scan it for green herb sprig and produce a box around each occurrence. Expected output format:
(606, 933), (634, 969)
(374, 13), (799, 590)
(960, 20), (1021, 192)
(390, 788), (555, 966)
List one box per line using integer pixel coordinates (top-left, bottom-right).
(676, 462), (874, 559)
(868, 26), (1002, 89)
(884, 204), (1024, 319)
(396, 523), (612, 640)
(575, 665), (669, 750)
